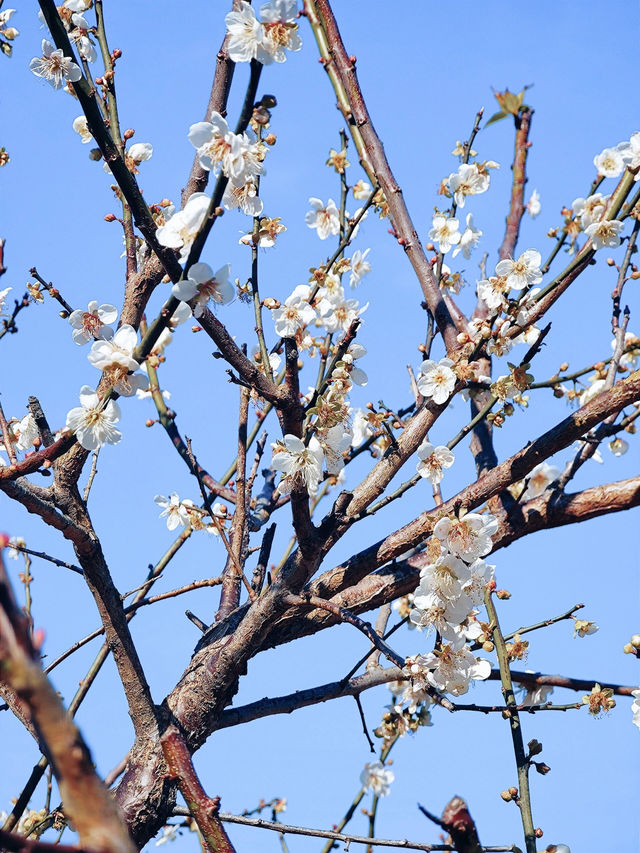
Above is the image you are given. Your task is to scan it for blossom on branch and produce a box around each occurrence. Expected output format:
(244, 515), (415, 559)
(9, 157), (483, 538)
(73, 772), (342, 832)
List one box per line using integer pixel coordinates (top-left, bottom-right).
(305, 197), (340, 240)
(495, 249), (542, 290)
(68, 301), (117, 345)
(360, 761), (394, 796)
(188, 112), (265, 188)
(407, 637), (491, 697)
(416, 441), (454, 484)
(526, 189), (541, 218)
(156, 192), (210, 262)
(225, 0), (301, 65)
(65, 386), (122, 450)
(88, 324), (147, 396)
(416, 358), (456, 405)
(447, 162), (492, 207)
(271, 434), (324, 495)
(593, 146), (625, 178)
(429, 214), (461, 254)
(72, 115), (92, 143)
(172, 263), (234, 317)
(349, 248), (371, 288)
(585, 219), (624, 250)
(271, 285), (316, 336)
(433, 512), (498, 562)
(521, 461), (560, 500)
(452, 213), (482, 258)
(29, 39), (82, 89)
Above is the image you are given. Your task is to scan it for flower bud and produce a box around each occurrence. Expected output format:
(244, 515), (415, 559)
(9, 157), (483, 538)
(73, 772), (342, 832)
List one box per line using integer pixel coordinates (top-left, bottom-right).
(631, 634), (640, 648)
(496, 589), (511, 600)
(528, 738), (543, 756)
(500, 790), (513, 802)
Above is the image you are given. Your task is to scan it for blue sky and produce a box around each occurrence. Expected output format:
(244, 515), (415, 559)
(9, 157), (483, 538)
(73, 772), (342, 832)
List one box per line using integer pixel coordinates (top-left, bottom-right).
(1, 2), (639, 852)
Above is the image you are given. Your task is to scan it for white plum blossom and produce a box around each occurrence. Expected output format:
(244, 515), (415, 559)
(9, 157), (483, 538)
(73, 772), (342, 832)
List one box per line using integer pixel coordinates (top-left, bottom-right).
(620, 132), (640, 178)
(319, 295), (365, 334)
(408, 637), (491, 696)
(428, 214), (460, 254)
(410, 588), (472, 638)
(225, 0), (301, 65)
(88, 324), (138, 371)
(352, 179), (371, 200)
(88, 324), (147, 396)
(573, 619), (599, 638)
(522, 461), (560, 499)
(128, 142), (153, 165)
(68, 301), (117, 345)
(156, 193), (210, 262)
(477, 277), (509, 312)
(69, 22), (96, 63)
(631, 688), (640, 730)
(350, 408), (377, 447)
(579, 378), (606, 406)
(349, 248), (371, 288)
(172, 263), (234, 317)
(495, 249), (542, 290)
(271, 434), (324, 495)
(518, 678), (554, 707)
(2, 414), (39, 452)
(360, 761), (394, 797)
(452, 213), (482, 259)
(343, 343), (368, 386)
(305, 198), (340, 240)
(65, 386), (122, 451)
(0, 287), (12, 315)
(223, 179), (263, 216)
(260, 0), (302, 63)
(585, 219), (624, 250)
(188, 113), (264, 187)
(609, 437), (629, 456)
(572, 193), (609, 229)
(416, 358), (456, 405)
(29, 39), (82, 89)
(318, 424), (352, 475)
(526, 189), (541, 218)
(64, 0), (91, 10)
(614, 331), (640, 368)
(72, 115), (92, 143)
(225, 2), (268, 63)
(433, 512), (498, 562)
(154, 493), (191, 531)
(416, 441), (454, 484)
(418, 553), (471, 601)
(463, 558), (495, 605)
(271, 284), (316, 337)
(594, 146), (625, 178)
(448, 162), (491, 208)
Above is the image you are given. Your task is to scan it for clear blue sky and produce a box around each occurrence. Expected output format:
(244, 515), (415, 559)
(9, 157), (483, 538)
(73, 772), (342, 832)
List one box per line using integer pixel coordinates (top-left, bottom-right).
(1, 2), (639, 852)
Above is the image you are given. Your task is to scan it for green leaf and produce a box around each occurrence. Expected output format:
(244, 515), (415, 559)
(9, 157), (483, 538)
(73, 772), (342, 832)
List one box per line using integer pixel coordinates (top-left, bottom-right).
(485, 109), (508, 127)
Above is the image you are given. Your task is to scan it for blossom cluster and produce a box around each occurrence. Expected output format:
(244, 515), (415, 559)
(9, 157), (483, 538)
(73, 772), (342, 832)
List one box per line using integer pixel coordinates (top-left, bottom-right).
(154, 493), (227, 534)
(403, 511), (499, 697)
(225, 0), (301, 65)
(592, 133), (640, 180)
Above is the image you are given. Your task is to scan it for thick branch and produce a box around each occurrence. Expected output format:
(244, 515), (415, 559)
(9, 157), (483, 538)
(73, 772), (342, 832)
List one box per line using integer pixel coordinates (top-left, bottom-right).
(306, 0), (459, 351)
